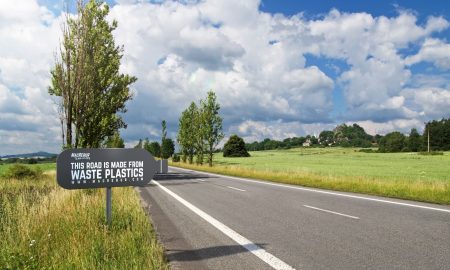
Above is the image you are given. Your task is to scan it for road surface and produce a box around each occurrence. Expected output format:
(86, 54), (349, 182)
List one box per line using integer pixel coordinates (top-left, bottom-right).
(138, 166), (450, 270)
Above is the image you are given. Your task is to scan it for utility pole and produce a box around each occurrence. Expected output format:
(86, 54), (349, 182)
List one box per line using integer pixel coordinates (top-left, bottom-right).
(427, 128), (430, 153)
(161, 120), (167, 159)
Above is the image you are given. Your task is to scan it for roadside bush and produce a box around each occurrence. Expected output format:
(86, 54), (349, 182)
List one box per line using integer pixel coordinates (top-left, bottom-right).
(358, 148), (376, 153)
(223, 135), (250, 157)
(27, 158), (38, 164)
(378, 132), (406, 152)
(172, 154), (180, 162)
(418, 151), (444, 156)
(3, 164), (42, 179)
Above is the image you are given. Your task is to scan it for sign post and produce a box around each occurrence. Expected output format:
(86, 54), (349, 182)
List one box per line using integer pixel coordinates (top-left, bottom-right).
(56, 148), (158, 226)
(106, 187), (112, 225)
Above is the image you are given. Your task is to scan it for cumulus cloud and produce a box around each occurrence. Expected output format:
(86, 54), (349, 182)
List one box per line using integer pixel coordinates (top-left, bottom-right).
(2, 0), (450, 154)
(0, 0), (61, 154)
(353, 119), (424, 135)
(405, 38), (450, 69)
(230, 120), (335, 143)
(412, 87), (450, 118)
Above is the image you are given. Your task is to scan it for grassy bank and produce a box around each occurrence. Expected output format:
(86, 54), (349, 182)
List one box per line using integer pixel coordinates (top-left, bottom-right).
(0, 163), (55, 176)
(0, 167), (168, 269)
(170, 148), (450, 204)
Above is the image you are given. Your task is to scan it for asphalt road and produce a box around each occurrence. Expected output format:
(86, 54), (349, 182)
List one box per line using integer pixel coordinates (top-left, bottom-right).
(138, 166), (450, 270)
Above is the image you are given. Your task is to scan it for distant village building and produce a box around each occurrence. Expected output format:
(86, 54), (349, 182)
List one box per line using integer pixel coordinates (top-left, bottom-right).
(303, 138), (311, 147)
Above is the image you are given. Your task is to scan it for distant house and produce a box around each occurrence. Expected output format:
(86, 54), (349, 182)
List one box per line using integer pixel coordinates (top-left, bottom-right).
(303, 138), (311, 147)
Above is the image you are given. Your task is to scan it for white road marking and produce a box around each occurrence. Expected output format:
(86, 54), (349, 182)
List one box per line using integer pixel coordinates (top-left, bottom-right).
(227, 186), (246, 192)
(199, 179), (206, 182)
(170, 167), (450, 214)
(151, 180), (296, 270)
(303, 205), (360, 220)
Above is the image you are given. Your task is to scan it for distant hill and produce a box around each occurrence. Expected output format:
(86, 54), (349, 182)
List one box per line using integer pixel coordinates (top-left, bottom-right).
(0, 151), (57, 159)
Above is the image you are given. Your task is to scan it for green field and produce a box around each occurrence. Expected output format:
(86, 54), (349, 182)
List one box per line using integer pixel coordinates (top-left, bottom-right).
(171, 148), (450, 204)
(0, 163), (55, 176)
(0, 166), (168, 269)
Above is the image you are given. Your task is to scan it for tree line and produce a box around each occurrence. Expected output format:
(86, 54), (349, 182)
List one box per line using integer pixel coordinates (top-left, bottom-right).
(245, 119), (450, 153)
(134, 120), (175, 159)
(177, 91), (223, 166)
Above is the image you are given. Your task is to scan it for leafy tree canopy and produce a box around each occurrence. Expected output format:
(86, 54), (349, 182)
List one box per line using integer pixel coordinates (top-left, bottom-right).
(223, 135), (250, 157)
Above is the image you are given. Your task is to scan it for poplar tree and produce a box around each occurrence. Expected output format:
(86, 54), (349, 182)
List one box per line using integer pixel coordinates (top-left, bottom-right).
(201, 91), (223, 166)
(194, 104), (206, 165)
(177, 91), (223, 166)
(49, 0), (136, 149)
(177, 102), (197, 164)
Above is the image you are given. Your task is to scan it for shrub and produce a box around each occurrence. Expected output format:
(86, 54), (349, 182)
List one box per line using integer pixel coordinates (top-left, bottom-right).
(378, 132), (406, 152)
(161, 138), (175, 159)
(144, 141), (160, 158)
(172, 154), (180, 162)
(223, 135), (250, 157)
(3, 164), (42, 179)
(358, 148), (375, 153)
(27, 158), (38, 164)
(418, 151), (444, 156)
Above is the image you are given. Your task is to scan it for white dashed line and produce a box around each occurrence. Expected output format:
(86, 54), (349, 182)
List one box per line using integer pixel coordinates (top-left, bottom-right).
(227, 186), (246, 192)
(151, 180), (295, 270)
(170, 167), (450, 214)
(303, 205), (360, 220)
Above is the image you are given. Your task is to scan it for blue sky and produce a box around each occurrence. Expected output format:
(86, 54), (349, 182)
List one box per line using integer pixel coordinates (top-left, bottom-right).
(261, 0), (449, 18)
(261, 0), (450, 121)
(1, 0), (450, 154)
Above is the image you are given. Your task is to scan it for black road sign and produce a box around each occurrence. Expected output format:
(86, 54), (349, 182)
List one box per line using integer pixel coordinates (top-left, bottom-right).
(57, 148), (158, 189)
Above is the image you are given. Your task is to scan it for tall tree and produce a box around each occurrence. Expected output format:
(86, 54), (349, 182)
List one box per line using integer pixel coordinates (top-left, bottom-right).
(378, 132), (406, 152)
(333, 123), (372, 147)
(201, 91), (224, 166)
(144, 140), (160, 158)
(177, 102), (197, 164)
(194, 102), (206, 165)
(319, 130), (334, 146)
(161, 138), (175, 159)
(49, 0), (136, 149)
(423, 119), (450, 151)
(134, 139), (143, 149)
(408, 128), (422, 152)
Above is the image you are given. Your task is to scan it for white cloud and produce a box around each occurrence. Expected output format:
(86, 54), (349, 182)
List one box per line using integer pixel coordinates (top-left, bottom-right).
(412, 87), (450, 118)
(231, 120), (334, 143)
(353, 119), (424, 135)
(0, 0), (62, 154)
(1, 0), (450, 154)
(405, 38), (450, 69)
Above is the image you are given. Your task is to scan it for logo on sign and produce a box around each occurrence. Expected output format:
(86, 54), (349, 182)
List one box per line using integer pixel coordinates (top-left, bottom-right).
(71, 153), (91, 160)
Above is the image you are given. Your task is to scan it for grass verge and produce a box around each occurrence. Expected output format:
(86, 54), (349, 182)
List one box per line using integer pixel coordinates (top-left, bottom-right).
(170, 161), (450, 205)
(0, 170), (168, 269)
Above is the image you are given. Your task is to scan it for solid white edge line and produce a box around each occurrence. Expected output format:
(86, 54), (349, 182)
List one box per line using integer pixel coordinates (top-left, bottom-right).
(169, 166), (450, 214)
(227, 186), (246, 192)
(303, 205), (360, 220)
(151, 180), (295, 270)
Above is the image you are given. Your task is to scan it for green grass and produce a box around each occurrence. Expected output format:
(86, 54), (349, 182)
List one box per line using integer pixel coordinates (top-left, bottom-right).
(0, 163), (55, 177)
(0, 169), (168, 269)
(171, 148), (450, 204)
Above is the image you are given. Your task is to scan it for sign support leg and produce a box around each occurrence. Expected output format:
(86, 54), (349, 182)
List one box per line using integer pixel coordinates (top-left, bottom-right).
(106, 187), (112, 226)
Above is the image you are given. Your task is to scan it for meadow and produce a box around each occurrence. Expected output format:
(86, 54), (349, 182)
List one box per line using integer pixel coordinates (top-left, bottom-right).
(0, 163), (55, 176)
(0, 164), (168, 269)
(171, 147), (450, 204)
